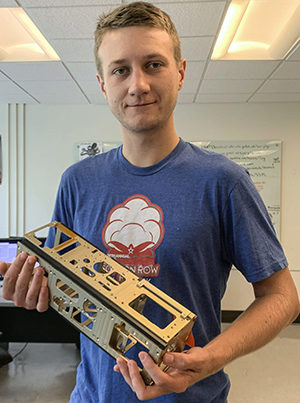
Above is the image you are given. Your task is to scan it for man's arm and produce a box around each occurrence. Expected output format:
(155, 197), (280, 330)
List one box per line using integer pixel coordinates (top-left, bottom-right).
(115, 267), (299, 401)
(204, 267), (299, 370)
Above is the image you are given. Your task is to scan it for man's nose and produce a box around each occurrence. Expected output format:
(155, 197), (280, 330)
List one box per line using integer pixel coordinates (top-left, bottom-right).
(128, 68), (150, 96)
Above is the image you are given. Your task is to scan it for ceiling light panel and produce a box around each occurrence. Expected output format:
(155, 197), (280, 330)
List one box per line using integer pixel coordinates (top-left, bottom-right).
(0, 8), (60, 62)
(212, 0), (300, 60)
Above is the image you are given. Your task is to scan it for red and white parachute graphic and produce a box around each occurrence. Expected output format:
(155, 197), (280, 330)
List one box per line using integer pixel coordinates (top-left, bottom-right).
(102, 194), (164, 276)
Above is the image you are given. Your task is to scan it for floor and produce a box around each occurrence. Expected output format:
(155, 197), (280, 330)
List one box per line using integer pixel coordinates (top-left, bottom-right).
(225, 323), (300, 403)
(0, 324), (299, 403)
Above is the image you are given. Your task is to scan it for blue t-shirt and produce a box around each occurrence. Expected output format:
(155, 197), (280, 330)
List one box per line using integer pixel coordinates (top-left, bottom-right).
(51, 139), (287, 403)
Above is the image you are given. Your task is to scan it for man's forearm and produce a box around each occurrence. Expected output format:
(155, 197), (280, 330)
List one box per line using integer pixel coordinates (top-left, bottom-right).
(204, 269), (299, 373)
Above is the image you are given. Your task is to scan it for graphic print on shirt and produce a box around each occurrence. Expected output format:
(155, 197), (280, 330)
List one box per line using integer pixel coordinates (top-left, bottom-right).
(102, 194), (164, 277)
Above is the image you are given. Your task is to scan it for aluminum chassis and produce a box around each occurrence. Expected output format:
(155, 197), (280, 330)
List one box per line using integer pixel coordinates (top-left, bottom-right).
(17, 221), (197, 385)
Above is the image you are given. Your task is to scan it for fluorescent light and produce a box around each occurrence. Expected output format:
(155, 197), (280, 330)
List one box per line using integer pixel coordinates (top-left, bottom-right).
(0, 8), (60, 62)
(212, 0), (250, 60)
(212, 0), (300, 60)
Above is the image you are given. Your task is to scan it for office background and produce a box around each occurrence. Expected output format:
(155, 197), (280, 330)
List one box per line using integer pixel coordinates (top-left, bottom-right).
(0, 101), (299, 310)
(1, 2), (300, 402)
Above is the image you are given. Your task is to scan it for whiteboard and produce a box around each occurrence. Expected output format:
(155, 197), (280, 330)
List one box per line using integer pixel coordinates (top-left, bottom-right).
(192, 141), (282, 238)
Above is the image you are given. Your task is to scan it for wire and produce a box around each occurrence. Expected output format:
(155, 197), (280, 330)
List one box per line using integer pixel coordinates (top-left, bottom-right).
(12, 343), (28, 360)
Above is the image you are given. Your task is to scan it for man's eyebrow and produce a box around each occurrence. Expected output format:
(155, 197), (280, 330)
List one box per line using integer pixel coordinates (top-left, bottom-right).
(144, 53), (167, 60)
(108, 59), (127, 69)
(108, 54), (168, 69)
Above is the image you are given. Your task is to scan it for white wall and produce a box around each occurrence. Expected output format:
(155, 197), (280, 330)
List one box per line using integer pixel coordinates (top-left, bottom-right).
(0, 105), (8, 232)
(24, 104), (121, 231)
(1, 102), (299, 308)
(0, 105), (25, 236)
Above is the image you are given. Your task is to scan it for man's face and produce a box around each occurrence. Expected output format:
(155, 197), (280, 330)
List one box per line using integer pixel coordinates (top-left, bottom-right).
(97, 26), (186, 135)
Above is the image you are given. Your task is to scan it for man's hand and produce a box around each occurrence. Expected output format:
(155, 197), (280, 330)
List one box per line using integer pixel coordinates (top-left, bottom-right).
(113, 268), (299, 401)
(0, 252), (49, 312)
(114, 347), (219, 401)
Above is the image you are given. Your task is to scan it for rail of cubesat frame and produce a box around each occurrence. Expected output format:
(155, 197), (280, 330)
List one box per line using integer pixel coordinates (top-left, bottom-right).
(17, 221), (197, 385)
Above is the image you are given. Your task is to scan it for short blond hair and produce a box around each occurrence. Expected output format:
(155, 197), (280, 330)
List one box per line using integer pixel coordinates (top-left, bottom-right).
(94, 1), (181, 76)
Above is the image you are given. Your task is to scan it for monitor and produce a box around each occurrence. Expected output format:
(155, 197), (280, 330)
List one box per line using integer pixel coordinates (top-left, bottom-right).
(0, 238), (23, 282)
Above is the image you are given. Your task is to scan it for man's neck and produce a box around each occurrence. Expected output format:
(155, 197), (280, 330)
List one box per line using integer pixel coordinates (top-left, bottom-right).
(121, 130), (180, 168)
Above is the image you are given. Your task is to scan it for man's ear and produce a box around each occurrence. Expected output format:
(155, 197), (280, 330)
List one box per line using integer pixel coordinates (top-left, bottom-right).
(178, 59), (186, 91)
(96, 73), (107, 98)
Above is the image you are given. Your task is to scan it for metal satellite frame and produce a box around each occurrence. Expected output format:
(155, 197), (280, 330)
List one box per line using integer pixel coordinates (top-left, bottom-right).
(17, 221), (197, 385)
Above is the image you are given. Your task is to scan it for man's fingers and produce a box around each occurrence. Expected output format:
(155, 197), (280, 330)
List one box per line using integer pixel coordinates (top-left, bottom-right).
(24, 266), (46, 310)
(129, 352), (180, 400)
(125, 356), (162, 401)
(115, 352), (192, 400)
(116, 356), (151, 397)
(1, 252), (49, 312)
(14, 255), (38, 306)
(113, 364), (120, 373)
(128, 358), (146, 388)
(138, 352), (167, 385)
(116, 357), (134, 390)
(36, 283), (49, 312)
(2, 252), (28, 300)
(0, 261), (11, 275)
(163, 349), (200, 371)
(163, 352), (187, 370)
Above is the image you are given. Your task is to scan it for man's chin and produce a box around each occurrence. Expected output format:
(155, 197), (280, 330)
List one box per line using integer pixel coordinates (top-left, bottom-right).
(122, 120), (161, 134)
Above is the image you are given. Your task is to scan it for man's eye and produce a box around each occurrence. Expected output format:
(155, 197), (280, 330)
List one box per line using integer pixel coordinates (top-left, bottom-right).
(148, 62), (162, 69)
(113, 68), (127, 75)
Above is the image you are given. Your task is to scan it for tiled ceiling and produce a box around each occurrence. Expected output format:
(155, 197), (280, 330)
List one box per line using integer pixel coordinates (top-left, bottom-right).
(0, 0), (300, 104)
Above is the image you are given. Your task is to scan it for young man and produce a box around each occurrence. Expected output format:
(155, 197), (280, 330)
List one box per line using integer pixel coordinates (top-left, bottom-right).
(0, 2), (299, 402)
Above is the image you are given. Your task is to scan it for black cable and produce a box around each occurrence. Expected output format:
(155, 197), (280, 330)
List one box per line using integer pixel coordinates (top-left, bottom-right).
(11, 342), (28, 360)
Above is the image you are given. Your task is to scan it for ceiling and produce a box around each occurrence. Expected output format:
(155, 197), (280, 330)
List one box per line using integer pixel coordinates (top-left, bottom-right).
(0, 0), (300, 105)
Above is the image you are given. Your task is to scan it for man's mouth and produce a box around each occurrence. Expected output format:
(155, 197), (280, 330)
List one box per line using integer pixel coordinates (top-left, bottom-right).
(126, 101), (155, 108)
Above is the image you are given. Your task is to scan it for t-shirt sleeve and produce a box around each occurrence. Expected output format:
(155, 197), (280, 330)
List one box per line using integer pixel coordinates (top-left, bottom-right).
(45, 171), (75, 248)
(222, 169), (288, 283)
(51, 171), (75, 227)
